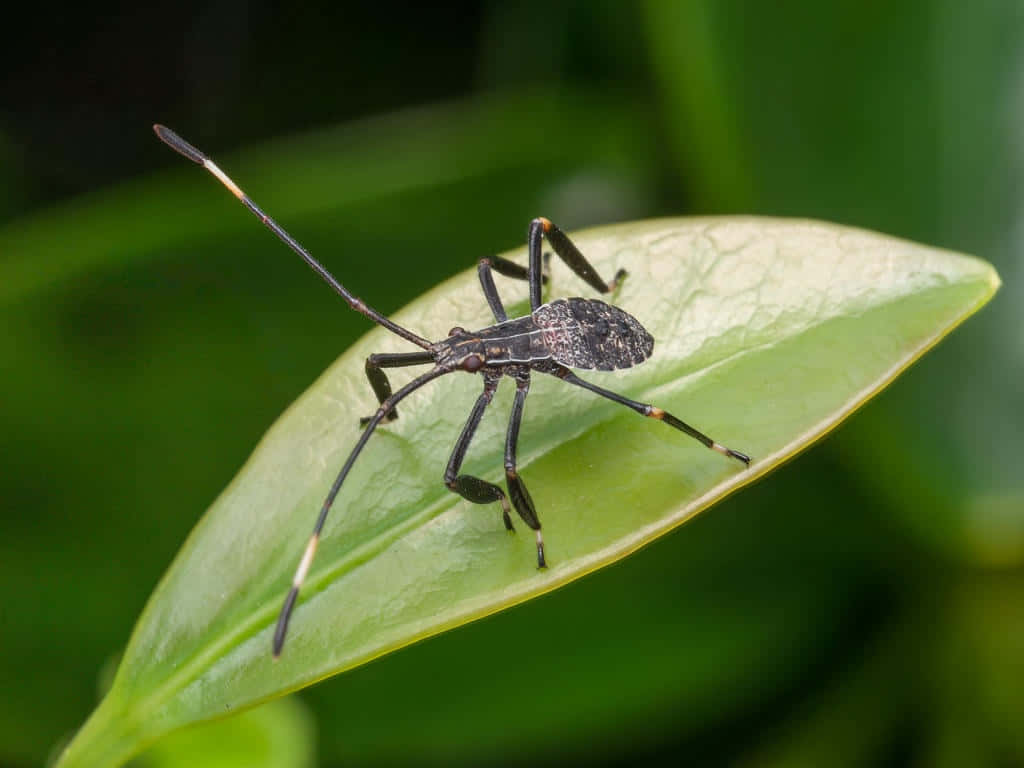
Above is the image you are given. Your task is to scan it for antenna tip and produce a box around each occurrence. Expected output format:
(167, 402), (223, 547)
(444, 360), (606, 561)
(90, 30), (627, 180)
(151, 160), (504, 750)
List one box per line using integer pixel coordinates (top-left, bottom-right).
(153, 124), (207, 165)
(729, 448), (751, 467)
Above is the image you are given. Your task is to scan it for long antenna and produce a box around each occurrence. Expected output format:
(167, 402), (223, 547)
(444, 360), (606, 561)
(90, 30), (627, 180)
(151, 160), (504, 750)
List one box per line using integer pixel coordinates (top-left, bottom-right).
(273, 364), (450, 657)
(153, 124), (432, 350)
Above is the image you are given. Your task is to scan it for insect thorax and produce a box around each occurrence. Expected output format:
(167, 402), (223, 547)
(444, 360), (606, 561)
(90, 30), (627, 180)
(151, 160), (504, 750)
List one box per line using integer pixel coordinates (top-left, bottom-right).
(532, 298), (654, 371)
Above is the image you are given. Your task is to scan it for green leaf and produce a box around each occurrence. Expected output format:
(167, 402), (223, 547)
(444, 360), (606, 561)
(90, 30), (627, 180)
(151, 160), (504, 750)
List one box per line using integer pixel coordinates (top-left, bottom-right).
(57, 217), (998, 767)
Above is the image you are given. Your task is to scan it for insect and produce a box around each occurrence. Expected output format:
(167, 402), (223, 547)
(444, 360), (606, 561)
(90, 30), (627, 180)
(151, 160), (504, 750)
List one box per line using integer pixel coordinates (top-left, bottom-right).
(153, 124), (751, 658)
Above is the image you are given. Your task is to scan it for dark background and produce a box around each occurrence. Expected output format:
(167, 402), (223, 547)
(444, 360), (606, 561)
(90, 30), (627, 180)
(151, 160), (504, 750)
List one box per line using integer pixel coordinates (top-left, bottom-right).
(2, 2), (1022, 766)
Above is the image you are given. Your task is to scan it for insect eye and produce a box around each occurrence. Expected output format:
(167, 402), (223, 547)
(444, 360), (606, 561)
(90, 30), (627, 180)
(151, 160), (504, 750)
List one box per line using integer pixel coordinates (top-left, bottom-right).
(448, 326), (466, 337)
(462, 354), (484, 372)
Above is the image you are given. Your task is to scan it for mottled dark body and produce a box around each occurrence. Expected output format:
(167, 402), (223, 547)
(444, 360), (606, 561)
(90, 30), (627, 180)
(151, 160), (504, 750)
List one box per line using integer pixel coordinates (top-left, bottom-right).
(153, 123), (749, 660)
(534, 298), (653, 370)
(434, 298), (654, 372)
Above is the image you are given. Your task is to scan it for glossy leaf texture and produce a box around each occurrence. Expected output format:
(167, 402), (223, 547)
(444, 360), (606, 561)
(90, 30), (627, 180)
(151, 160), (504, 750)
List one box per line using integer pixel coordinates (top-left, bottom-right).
(57, 217), (998, 768)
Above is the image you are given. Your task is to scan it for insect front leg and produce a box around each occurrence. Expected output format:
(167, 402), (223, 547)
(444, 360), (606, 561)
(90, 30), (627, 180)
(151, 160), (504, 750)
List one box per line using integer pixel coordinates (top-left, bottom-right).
(444, 374), (515, 532)
(359, 350), (436, 426)
(527, 217), (626, 309)
(504, 371), (546, 568)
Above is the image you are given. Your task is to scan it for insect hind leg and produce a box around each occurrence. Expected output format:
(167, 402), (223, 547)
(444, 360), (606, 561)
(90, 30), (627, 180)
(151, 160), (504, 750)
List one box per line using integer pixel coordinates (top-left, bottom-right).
(552, 367), (751, 466)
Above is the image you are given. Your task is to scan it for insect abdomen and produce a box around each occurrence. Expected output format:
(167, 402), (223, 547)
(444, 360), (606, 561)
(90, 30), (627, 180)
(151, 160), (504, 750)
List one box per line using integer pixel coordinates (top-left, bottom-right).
(532, 298), (654, 370)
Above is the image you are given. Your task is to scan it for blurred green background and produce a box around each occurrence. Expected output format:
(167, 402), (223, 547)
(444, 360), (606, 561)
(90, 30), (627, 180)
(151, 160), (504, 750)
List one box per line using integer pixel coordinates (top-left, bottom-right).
(1, 2), (1021, 766)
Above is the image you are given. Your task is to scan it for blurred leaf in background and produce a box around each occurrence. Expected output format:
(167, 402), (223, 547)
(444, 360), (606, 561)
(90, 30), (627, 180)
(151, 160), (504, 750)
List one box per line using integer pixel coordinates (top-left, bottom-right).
(0, 1), (1020, 766)
(646, 0), (1024, 561)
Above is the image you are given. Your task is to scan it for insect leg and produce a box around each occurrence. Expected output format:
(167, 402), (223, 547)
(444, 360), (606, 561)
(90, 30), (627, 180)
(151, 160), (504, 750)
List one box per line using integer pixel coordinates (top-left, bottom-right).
(444, 374), (514, 531)
(552, 367), (751, 467)
(274, 365), (451, 658)
(488, 254), (551, 282)
(359, 350), (436, 426)
(505, 373), (546, 568)
(528, 217), (626, 309)
(487, 255), (529, 281)
(479, 255), (551, 322)
(476, 259), (510, 323)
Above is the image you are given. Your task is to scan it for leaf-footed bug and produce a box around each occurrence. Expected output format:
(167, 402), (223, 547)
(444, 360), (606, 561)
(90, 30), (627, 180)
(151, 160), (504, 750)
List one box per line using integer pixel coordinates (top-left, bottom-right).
(153, 124), (751, 658)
